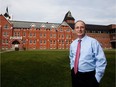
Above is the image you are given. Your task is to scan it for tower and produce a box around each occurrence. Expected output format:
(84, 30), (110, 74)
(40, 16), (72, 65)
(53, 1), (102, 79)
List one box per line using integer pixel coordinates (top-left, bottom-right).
(4, 7), (11, 20)
(63, 11), (75, 29)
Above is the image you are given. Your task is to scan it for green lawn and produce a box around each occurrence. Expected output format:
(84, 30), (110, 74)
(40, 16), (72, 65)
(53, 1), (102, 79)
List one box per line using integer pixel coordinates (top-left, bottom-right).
(100, 50), (115, 87)
(0, 49), (115, 87)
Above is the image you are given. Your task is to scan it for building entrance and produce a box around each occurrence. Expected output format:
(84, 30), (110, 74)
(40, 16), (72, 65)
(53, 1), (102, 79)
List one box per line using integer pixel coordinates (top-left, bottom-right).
(12, 40), (20, 50)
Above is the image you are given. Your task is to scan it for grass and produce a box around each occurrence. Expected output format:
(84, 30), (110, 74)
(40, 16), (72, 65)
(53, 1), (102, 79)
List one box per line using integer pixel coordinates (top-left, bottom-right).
(100, 50), (115, 87)
(0, 49), (115, 87)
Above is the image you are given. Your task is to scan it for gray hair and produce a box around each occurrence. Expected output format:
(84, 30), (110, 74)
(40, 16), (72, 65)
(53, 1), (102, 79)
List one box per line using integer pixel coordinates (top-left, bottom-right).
(75, 20), (86, 27)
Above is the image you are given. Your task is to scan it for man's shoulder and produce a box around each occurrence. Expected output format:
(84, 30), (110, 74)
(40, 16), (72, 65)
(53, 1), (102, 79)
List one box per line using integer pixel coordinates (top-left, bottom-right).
(86, 35), (98, 42)
(70, 39), (77, 45)
(86, 35), (100, 46)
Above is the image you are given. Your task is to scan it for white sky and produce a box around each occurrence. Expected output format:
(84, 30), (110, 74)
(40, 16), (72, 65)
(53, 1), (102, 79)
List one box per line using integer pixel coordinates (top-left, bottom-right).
(0, 0), (116, 25)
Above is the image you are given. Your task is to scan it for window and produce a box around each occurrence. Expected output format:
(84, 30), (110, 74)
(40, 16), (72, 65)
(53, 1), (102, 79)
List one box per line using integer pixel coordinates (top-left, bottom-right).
(6, 39), (8, 44)
(40, 33), (42, 37)
(62, 35), (64, 38)
(67, 29), (70, 32)
(66, 35), (68, 39)
(54, 34), (56, 38)
(30, 33), (32, 36)
(40, 40), (42, 44)
(30, 23), (36, 28)
(13, 32), (20, 36)
(50, 34), (52, 38)
(30, 40), (32, 44)
(33, 40), (36, 44)
(54, 40), (56, 44)
(3, 32), (9, 36)
(51, 25), (54, 28)
(44, 40), (46, 44)
(50, 40), (52, 44)
(40, 46), (42, 49)
(66, 45), (69, 49)
(50, 45), (52, 49)
(62, 40), (64, 44)
(41, 24), (46, 28)
(60, 28), (63, 32)
(59, 35), (60, 38)
(23, 39), (26, 43)
(23, 32), (26, 36)
(14, 32), (17, 36)
(98, 31), (101, 33)
(17, 32), (20, 36)
(44, 33), (46, 38)
(33, 33), (36, 37)
(3, 32), (6, 36)
(2, 39), (8, 44)
(66, 40), (68, 44)
(51, 25), (55, 28)
(2, 39), (5, 44)
(4, 24), (9, 29)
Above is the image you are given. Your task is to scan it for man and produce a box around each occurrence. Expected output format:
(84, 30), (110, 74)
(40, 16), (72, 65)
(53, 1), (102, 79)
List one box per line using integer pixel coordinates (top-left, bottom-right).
(69, 20), (107, 87)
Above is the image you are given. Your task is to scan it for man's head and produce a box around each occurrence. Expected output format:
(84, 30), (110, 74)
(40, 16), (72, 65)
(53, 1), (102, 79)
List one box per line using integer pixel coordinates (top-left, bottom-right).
(74, 20), (86, 39)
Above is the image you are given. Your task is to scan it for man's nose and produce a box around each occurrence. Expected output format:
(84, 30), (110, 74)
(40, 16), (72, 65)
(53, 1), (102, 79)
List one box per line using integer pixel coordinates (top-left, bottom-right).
(78, 27), (81, 30)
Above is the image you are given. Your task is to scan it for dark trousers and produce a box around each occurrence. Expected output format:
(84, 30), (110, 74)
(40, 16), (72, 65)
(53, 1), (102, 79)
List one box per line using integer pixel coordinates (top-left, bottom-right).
(71, 68), (99, 87)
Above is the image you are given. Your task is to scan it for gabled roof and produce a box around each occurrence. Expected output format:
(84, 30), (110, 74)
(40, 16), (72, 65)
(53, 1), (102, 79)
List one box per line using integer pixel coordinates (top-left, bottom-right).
(60, 21), (69, 26)
(63, 11), (75, 21)
(58, 21), (72, 29)
(10, 20), (60, 29)
(0, 14), (12, 25)
(68, 23), (74, 29)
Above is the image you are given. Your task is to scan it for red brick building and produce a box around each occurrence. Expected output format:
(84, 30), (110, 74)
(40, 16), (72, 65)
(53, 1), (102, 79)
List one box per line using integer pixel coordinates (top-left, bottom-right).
(0, 11), (116, 50)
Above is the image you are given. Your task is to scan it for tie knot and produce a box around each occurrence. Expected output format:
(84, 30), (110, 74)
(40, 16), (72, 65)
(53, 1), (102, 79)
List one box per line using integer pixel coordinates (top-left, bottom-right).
(78, 40), (81, 42)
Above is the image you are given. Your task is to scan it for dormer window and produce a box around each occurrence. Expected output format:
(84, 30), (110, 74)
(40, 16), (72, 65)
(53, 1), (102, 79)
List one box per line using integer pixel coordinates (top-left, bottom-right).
(51, 24), (55, 29)
(30, 23), (36, 28)
(41, 24), (46, 28)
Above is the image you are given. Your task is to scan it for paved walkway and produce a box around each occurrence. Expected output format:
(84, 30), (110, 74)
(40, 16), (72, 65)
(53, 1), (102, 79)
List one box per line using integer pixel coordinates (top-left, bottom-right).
(0, 50), (14, 53)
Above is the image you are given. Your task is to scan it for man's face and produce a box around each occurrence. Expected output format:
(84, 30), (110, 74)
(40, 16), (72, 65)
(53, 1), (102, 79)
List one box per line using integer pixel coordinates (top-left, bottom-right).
(74, 21), (86, 37)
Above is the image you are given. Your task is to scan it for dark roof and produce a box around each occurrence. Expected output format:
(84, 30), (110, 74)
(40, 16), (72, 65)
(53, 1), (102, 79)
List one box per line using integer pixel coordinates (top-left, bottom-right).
(9, 20), (110, 31)
(67, 23), (109, 30)
(68, 23), (74, 29)
(60, 21), (70, 26)
(4, 13), (10, 18)
(86, 24), (109, 30)
(10, 20), (60, 29)
(4, 7), (11, 19)
(63, 11), (75, 21)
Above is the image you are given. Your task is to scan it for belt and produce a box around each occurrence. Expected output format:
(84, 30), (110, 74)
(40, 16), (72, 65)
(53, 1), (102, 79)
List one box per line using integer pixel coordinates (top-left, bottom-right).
(77, 70), (95, 75)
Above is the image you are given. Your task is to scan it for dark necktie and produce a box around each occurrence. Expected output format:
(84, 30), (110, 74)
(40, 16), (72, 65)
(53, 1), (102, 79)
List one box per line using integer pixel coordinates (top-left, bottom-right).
(74, 40), (81, 74)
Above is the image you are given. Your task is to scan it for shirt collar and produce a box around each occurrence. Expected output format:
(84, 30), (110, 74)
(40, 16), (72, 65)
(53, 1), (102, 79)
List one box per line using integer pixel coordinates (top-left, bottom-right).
(76, 35), (87, 42)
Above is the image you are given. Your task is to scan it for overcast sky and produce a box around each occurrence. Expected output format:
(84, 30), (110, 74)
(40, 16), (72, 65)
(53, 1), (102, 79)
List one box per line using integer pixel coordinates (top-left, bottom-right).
(0, 0), (116, 25)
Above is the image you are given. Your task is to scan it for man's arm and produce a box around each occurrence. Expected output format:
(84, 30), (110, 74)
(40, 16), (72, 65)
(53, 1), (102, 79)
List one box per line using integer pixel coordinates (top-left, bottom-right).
(69, 45), (74, 69)
(93, 41), (107, 83)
